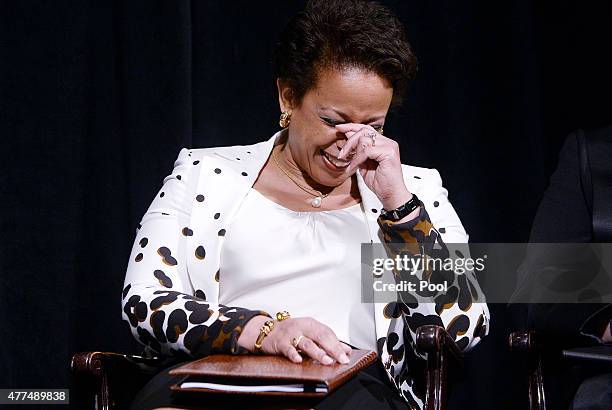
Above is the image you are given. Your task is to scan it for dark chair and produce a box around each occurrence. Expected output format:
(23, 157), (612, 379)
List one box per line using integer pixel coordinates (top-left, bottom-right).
(509, 330), (546, 410)
(71, 324), (462, 410)
(71, 351), (168, 410)
(509, 330), (612, 410)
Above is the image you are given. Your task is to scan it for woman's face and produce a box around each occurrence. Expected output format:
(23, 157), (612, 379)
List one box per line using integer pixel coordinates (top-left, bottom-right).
(278, 66), (393, 188)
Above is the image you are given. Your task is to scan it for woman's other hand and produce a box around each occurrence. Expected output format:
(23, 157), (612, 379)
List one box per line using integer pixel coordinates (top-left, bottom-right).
(335, 123), (412, 211)
(238, 315), (352, 365)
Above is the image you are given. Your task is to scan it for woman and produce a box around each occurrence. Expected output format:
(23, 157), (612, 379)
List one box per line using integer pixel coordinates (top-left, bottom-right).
(122, 1), (489, 408)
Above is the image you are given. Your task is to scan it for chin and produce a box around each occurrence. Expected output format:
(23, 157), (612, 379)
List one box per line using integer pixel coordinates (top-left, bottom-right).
(316, 173), (347, 188)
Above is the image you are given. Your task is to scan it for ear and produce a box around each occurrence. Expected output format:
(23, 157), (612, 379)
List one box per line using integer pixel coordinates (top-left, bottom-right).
(276, 78), (294, 112)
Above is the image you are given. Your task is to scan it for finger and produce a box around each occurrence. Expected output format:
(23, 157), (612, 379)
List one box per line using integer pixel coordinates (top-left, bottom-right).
(339, 135), (370, 164)
(284, 345), (303, 363)
(335, 122), (372, 133)
(344, 135), (385, 176)
(339, 126), (388, 162)
(337, 126), (373, 159)
(341, 342), (352, 355)
(299, 336), (334, 365)
(340, 132), (357, 156)
(310, 330), (350, 364)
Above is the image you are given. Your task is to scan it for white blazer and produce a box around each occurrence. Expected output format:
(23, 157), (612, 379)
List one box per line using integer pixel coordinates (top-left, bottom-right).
(122, 130), (489, 409)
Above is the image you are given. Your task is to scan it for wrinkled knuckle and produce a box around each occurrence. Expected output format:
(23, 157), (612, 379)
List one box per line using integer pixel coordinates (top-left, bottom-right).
(281, 319), (295, 331)
(302, 338), (315, 351)
(311, 331), (326, 344)
(322, 326), (335, 339)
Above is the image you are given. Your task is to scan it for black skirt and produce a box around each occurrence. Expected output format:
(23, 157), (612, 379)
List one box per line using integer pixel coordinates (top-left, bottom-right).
(130, 358), (411, 410)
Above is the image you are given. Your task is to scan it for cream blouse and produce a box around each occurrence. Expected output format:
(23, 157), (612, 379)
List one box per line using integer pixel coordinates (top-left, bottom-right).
(219, 188), (377, 351)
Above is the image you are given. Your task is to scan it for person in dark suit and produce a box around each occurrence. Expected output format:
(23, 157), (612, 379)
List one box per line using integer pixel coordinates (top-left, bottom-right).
(516, 123), (612, 409)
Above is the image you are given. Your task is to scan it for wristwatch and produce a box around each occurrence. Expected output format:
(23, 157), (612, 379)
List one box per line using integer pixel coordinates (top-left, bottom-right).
(380, 194), (421, 222)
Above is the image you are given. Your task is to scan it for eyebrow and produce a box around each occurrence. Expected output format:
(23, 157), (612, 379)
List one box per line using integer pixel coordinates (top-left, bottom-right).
(320, 107), (385, 124)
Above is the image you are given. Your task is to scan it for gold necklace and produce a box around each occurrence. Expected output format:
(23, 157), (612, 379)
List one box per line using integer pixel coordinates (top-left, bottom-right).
(271, 147), (330, 208)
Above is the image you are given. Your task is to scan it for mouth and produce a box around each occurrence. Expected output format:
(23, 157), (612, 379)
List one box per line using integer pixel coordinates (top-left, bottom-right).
(320, 149), (351, 171)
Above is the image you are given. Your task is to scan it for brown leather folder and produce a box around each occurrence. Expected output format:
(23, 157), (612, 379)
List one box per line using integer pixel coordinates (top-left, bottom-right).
(169, 349), (377, 397)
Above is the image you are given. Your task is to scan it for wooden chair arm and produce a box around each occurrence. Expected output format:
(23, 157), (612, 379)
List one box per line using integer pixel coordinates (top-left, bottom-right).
(415, 325), (463, 410)
(509, 331), (546, 410)
(71, 352), (166, 410)
(416, 324), (463, 362)
(71, 351), (166, 377)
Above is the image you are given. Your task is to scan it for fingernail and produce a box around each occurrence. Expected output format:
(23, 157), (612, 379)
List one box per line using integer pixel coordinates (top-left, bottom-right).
(321, 355), (333, 365)
(338, 149), (344, 159)
(339, 354), (349, 364)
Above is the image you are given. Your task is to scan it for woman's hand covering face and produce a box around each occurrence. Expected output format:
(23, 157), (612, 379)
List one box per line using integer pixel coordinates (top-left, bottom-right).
(335, 123), (412, 210)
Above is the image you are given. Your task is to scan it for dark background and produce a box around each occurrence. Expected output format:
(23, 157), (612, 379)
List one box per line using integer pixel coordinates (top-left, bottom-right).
(2, 1), (611, 408)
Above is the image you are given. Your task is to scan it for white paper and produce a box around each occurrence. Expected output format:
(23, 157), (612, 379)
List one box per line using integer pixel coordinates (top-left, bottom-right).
(180, 381), (328, 393)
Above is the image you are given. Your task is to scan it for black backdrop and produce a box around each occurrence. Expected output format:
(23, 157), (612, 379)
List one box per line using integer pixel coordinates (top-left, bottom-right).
(2, 1), (611, 409)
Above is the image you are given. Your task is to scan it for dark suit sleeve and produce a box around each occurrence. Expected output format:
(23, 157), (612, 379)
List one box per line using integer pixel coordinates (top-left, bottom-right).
(525, 132), (610, 344)
(528, 131), (592, 243)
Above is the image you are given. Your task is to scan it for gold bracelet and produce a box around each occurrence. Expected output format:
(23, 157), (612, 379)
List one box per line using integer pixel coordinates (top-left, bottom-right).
(253, 312), (290, 354)
(254, 320), (275, 353)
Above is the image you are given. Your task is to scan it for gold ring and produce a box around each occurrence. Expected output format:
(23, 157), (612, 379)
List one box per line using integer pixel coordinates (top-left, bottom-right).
(276, 311), (291, 321)
(292, 335), (304, 349)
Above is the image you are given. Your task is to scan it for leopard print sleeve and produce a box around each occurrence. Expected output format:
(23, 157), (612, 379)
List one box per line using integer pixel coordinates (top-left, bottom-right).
(121, 148), (269, 358)
(378, 197), (489, 356)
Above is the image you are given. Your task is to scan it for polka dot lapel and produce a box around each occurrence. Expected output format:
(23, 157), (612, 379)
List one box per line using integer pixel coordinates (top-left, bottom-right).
(184, 133), (279, 304)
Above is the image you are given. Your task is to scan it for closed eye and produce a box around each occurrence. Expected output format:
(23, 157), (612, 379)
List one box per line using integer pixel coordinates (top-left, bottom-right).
(321, 116), (384, 132)
(320, 117), (340, 127)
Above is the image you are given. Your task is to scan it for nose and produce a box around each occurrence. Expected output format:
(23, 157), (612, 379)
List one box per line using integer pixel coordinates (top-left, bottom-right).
(335, 136), (347, 151)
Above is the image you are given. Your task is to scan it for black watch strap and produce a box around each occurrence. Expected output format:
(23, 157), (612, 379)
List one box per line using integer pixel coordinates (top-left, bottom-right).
(380, 194), (421, 222)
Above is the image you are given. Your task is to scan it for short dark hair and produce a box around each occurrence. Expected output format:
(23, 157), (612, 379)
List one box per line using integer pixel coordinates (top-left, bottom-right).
(273, 0), (417, 107)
